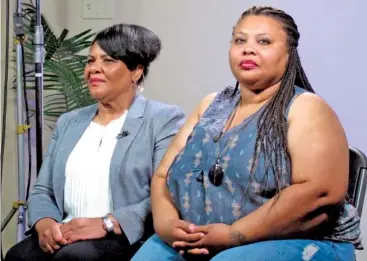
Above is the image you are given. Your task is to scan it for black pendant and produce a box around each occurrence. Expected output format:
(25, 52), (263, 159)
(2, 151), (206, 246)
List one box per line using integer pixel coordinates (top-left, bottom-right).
(209, 161), (224, 186)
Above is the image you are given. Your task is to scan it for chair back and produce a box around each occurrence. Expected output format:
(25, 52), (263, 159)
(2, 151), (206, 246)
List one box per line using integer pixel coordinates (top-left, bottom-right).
(348, 146), (367, 217)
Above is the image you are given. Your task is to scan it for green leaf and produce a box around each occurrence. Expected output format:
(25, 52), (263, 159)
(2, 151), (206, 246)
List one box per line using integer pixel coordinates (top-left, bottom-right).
(19, 3), (95, 124)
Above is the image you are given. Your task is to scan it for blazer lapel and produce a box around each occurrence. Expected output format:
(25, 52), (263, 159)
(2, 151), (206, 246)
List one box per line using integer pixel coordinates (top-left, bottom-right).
(110, 95), (146, 202)
(52, 94), (146, 212)
(53, 105), (98, 212)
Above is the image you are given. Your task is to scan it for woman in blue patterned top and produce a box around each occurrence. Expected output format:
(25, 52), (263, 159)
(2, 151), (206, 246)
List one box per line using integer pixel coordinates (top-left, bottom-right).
(132, 6), (362, 261)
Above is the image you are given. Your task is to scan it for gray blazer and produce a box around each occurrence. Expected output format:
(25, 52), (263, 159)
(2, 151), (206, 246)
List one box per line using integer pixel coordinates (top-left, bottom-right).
(26, 94), (185, 245)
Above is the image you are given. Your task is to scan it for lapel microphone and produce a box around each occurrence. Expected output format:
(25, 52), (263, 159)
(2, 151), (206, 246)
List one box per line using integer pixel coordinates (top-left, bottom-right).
(116, 131), (129, 139)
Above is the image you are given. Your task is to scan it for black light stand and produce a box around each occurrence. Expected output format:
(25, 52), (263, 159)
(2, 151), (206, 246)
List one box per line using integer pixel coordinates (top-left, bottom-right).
(1, 0), (27, 242)
(1, 0), (45, 243)
(34, 0), (45, 173)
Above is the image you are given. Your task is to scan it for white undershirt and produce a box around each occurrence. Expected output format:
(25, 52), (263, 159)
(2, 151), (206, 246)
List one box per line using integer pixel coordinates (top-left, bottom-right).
(63, 111), (128, 223)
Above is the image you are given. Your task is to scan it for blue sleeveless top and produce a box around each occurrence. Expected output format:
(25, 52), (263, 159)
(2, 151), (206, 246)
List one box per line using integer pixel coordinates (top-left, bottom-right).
(167, 86), (362, 248)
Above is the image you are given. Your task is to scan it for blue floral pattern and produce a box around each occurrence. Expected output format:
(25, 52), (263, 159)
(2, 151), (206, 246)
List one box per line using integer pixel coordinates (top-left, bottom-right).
(167, 85), (362, 248)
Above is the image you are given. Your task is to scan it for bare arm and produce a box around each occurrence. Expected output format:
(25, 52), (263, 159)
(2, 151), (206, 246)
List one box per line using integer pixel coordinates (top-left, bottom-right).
(152, 93), (217, 241)
(229, 93), (349, 244)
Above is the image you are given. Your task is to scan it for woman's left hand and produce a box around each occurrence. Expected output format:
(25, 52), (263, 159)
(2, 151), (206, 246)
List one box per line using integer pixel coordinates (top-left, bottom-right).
(172, 223), (233, 255)
(60, 218), (107, 244)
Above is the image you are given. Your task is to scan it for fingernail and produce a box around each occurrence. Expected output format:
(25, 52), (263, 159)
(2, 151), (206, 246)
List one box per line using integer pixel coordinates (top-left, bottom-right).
(200, 233), (204, 237)
(189, 224), (195, 231)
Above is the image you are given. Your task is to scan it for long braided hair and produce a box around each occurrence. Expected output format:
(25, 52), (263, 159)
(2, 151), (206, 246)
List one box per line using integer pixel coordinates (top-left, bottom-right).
(234, 6), (315, 194)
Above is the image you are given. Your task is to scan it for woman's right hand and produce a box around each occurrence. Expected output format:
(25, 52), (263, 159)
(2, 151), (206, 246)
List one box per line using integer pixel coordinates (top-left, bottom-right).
(35, 218), (68, 253)
(164, 219), (205, 246)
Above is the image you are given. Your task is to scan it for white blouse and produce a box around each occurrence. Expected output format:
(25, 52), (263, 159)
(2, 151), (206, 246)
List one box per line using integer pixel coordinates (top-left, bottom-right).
(62, 111), (128, 223)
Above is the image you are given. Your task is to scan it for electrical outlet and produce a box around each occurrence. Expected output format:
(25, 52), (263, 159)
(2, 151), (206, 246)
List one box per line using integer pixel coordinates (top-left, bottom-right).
(82, 0), (115, 19)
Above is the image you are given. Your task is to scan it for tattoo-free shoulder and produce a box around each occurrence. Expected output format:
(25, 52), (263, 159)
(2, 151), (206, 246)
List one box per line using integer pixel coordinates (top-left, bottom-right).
(198, 92), (218, 118)
(287, 92), (340, 124)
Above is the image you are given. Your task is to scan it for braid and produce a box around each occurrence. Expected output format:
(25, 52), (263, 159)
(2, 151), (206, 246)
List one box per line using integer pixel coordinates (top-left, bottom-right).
(295, 52), (314, 92)
(236, 6), (315, 194)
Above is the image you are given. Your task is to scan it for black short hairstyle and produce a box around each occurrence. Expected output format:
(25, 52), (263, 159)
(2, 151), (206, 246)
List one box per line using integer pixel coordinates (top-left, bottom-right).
(93, 24), (162, 84)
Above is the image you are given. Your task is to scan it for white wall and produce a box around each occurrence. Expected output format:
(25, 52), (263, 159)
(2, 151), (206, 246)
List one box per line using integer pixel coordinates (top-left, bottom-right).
(1, 0), (18, 254)
(1, 0), (366, 259)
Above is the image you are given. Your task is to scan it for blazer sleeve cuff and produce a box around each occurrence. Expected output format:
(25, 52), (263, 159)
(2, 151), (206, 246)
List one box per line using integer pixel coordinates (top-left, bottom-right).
(110, 197), (151, 245)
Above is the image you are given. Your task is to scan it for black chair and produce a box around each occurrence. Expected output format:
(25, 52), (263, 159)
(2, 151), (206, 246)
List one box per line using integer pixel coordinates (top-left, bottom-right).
(348, 146), (367, 217)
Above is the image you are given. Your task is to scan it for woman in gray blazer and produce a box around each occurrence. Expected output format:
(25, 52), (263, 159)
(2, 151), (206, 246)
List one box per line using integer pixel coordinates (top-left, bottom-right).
(5, 23), (185, 261)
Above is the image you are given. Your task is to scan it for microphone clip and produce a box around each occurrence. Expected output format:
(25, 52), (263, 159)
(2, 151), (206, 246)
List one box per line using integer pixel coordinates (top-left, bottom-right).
(116, 131), (129, 139)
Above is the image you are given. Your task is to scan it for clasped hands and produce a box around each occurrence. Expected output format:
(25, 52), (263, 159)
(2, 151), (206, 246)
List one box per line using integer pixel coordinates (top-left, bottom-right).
(36, 217), (106, 254)
(168, 219), (237, 256)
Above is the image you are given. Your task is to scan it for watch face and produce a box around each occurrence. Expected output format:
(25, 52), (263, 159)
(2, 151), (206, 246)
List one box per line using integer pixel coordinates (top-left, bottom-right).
(106, 219), (114, 229)
(103, 217), (114, 232)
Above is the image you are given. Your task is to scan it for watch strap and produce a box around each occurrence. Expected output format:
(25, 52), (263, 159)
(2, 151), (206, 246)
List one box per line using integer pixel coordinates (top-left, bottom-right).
(102, 215), (114, 234)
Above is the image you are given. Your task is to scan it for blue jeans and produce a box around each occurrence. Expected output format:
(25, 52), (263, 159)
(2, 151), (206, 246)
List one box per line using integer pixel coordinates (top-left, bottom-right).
(131, 234), (356, 261)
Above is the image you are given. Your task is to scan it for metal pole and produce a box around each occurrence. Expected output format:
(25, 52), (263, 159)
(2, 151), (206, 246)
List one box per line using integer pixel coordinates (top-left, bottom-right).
(14, 0), (26, 242)
(34, 0), (44, 173)
(1, 207), (18, 232)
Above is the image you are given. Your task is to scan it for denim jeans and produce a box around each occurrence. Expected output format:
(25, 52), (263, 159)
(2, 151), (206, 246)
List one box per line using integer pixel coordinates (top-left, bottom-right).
(131, 234), (356, 261)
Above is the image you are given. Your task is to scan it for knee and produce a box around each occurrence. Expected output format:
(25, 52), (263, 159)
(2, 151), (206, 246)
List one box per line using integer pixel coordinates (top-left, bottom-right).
(132, 234), (180, 261)
(4, 234), (46, 261)
(52, 242), (100, 261)
(4, 245), (25, 261)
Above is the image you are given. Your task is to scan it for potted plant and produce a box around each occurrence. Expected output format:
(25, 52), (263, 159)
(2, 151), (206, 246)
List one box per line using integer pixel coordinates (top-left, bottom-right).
(21, 3), (95, 125)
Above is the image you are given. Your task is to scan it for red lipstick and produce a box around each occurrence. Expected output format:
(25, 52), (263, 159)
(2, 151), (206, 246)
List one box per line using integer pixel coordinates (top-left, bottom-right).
(239, 60), (258, 70)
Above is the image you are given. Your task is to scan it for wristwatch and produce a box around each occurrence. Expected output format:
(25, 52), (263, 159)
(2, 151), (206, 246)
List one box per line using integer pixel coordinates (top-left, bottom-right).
(102, 215), (114, 234)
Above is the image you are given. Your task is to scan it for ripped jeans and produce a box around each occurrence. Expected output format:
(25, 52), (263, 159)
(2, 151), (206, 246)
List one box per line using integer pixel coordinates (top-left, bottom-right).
(131, 234), (356, 261)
